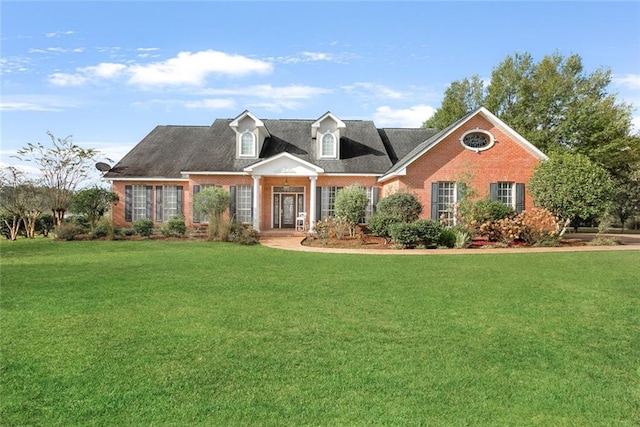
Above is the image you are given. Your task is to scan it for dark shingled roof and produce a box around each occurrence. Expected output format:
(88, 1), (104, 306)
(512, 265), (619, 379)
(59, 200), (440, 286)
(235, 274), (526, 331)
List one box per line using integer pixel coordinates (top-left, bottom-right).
(104, 117), (436, 179)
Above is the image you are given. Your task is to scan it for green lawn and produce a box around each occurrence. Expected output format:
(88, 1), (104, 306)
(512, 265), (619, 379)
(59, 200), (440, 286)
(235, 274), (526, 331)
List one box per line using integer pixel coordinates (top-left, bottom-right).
(1, 239), (639, 426)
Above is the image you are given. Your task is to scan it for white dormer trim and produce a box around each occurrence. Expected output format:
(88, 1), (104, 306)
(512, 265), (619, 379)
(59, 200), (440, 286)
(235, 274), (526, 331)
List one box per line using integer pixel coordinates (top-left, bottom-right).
(229, 110), (270, 159)
(312, 111), (345, 160)
(239, 130), (257, 157)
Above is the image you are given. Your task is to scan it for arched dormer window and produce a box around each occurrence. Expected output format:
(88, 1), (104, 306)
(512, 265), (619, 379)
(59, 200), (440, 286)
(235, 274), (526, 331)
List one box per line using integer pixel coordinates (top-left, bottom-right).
(321, 131), (337, 158)
(240, 130), (256, 157)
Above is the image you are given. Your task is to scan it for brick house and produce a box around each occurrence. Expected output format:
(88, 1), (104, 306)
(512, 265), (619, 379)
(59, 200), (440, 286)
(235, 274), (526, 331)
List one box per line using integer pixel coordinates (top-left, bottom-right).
(103, 107), (547, 233)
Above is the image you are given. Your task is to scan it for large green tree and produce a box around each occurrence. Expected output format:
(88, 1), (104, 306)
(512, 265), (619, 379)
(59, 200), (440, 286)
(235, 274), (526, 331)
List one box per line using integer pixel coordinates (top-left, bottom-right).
(15, 131), (103, 226)
(71, 187), (119, 232)
(528, 152), (615, 234)
(425, 52), (637, 176)
(193, 186), (231, 239)
(333, 184), (369, 236)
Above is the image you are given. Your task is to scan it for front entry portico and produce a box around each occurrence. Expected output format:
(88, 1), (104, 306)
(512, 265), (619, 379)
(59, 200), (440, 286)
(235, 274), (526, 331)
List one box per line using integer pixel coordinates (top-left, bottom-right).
(244, 153), (324, 233)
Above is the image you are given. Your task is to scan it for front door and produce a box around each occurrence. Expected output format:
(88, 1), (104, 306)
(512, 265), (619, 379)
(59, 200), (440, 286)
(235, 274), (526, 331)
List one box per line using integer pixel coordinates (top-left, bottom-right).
(273, 188), (305, 229)
(281, 194), (295, 228)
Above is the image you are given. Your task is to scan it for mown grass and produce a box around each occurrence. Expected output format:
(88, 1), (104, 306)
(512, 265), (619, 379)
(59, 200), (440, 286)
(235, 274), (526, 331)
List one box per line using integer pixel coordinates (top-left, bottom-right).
(1, 239), (639, 426)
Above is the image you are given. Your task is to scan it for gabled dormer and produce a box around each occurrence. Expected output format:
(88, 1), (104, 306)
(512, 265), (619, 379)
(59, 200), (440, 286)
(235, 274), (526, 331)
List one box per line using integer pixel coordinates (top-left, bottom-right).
(312, 112), (345, 160)
(229, 110), (270, 159)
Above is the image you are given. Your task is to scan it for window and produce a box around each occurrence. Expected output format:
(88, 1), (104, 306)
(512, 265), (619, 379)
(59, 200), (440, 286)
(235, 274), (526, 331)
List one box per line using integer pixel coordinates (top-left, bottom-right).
(459, 129), (495, 152)
(497, 182), (514, 207)
(437, 182), (456, 225)
(320, 186), (342, 219)
(360, 187), (379, 224)
(156, 185), (183, 222)
(240, 130), (256, 157)
(235, 185), (252, 223)
(132, 185), (149, 221)
(321, 132), (337, 158)
(491, 182), (525, 213)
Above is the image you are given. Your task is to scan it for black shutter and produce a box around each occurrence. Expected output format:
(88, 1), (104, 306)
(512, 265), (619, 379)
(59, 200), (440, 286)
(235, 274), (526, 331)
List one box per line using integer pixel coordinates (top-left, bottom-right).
(490, 183), (498, 201)
(250, 186), (254, 222)
(125, 185), (132, 222)
(193, 185), (201, 223)
(515, 183), (525, 213)
(229, 186), (237, 220)
(316, 187), (322, 220)
(156, 186), (163, 222)
(145, 186), (153, 220)
(431, 182), (439, 220)
(177, 186), (183, 216)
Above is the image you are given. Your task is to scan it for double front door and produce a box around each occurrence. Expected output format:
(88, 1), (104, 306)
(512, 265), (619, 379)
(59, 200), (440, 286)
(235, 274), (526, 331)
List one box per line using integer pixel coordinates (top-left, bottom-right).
(273, 188), (304, 228)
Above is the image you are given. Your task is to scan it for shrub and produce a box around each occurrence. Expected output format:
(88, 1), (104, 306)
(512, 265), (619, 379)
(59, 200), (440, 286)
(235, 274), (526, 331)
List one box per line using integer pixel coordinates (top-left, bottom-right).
(229, 222), (259, 245)
(54, 223), (85, 241)
(452, 228), (472, 249)
(122, 228), (136, 236)
(518, 207), (560, 244)
(375, 192), (422, 223)
(160, 216), (187, 237)
(389, 222), (420, 248)
(367, 212), (403, 244)
(439, 228), (457, 248)
(413, 219), (443, 248)
(132, 218), (154, 237)
(463, 199), (515, 228)
(37, 213), (54, 237)
(315, 216), (350, 242)
(92, 220), (113, 239)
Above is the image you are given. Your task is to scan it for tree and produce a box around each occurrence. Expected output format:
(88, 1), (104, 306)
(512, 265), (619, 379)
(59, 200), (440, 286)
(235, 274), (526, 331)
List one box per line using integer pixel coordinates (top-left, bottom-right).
(70, 187), (119, 232)
(15, 131), (102, 227)
(424, 75), (485, 130)
(611, 169), (640, 231)
(193, 186), (231, 239)
(0, 167), (48, 240)
(528, 152), (615, 235)
(426, 52), (636, 175)
(333, 184), (369, 236)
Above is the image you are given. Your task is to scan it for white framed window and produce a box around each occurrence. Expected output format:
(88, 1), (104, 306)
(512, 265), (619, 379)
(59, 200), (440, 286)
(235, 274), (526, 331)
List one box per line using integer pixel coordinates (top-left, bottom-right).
(240, 130), (256, 157)
(163, 186), (179, 219)
(236, 185), (252, 223)
(437, 182), (456, 225)
(132, 185), (148, 221)
(497, 182), (514, 208)
(459, 129), (495, 152)
(321, 132), (337, 158)
(320, 186), (342, 219)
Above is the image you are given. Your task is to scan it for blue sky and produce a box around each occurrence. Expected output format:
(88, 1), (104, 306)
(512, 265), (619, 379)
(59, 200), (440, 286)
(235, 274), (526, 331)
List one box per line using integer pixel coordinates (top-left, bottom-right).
(2, 1), (639, 173)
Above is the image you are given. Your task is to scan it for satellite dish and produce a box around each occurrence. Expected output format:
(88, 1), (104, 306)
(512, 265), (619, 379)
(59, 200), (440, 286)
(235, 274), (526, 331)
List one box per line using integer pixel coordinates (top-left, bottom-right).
(95, 162), (111, 172)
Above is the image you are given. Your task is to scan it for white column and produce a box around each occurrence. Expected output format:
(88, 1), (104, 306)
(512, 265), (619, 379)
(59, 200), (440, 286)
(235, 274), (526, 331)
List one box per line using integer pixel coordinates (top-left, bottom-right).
(252, 175), (261, 232)
(309, 176), (317, 232)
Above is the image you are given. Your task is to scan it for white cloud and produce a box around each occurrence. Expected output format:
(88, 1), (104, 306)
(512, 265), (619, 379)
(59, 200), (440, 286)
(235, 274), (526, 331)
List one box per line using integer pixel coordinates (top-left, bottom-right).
(127, 50), (273, 86)
(373, 105), (436, 128)
(29, 47), (84, 54)
(137, 47), (159, 52)
(203, 84), (331, 99)
(48, 50), (273, 87)
(342, 82), (405, 100)
(183, 98), (236, 110)
(0, 95), (80, 111)
(79, 62), (127, 79)
(48, 72), (88, 86)
(613, 74), (640, 90)
(45, 30), (75, 38)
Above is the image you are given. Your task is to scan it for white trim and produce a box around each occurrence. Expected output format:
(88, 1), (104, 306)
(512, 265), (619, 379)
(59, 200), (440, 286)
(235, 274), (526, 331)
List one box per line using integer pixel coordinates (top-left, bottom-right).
(239, 130), (257, 157)
(459, 128), (495, 152)
(181, 171), (248, 176)
(229, 110), (266, 131)
(311, 111), (345, 138)
(244, 152), (325, 174)
(323, 173), (382, 177)
(104, 177), (189, 182)
(320, 131), (337, 158)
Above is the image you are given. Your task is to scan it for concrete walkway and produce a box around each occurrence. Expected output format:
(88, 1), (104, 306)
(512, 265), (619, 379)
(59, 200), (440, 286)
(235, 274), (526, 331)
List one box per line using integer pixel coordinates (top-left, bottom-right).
(259, 233), (640, 255)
